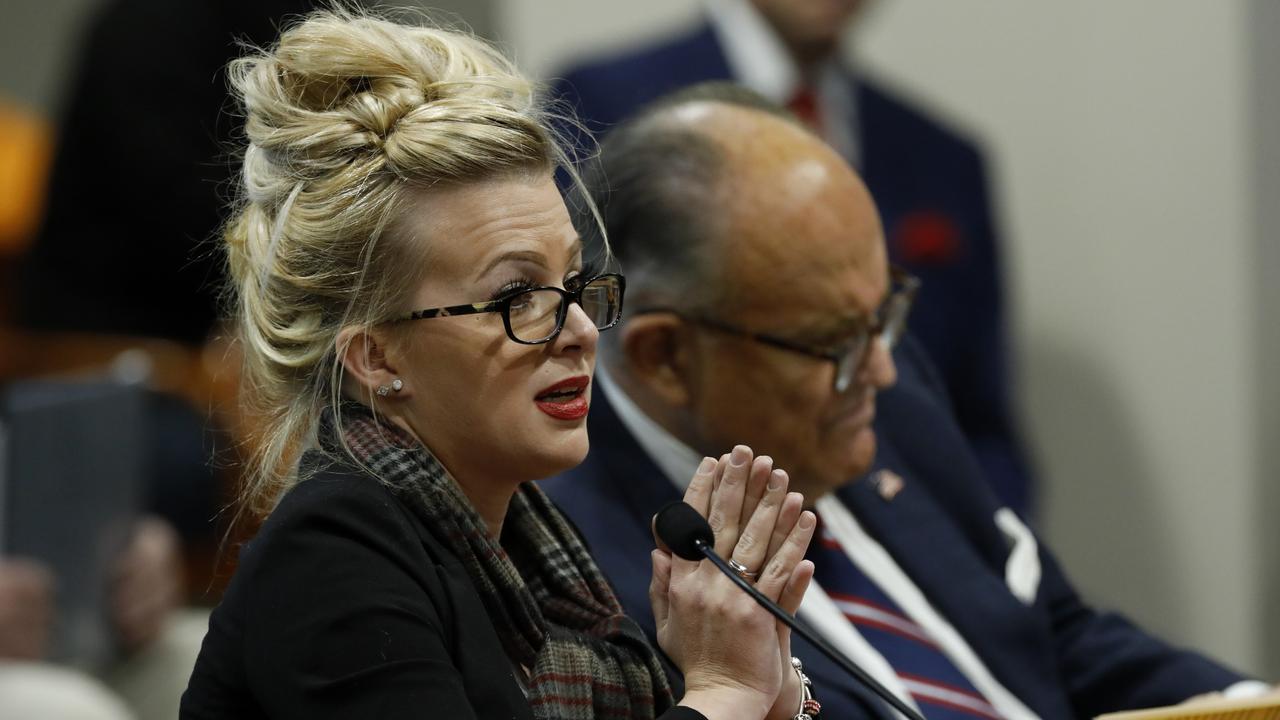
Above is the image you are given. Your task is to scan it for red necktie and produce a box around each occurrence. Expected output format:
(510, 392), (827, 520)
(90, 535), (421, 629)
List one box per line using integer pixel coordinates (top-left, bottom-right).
(809, 515), (1003, 719)
(787, 86), (825, 137)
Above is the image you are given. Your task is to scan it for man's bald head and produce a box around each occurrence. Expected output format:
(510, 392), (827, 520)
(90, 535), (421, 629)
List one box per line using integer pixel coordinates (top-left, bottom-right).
(577, 83), (795, 314)
(581, 84), (884, 323)
(582, 84), (898, 497)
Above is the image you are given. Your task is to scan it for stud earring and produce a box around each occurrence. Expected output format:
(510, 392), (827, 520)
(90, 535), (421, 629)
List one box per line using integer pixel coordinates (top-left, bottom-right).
(376, 378), (404, 397)
(391, 378), (403, 392)
(376, 385), (390, 397)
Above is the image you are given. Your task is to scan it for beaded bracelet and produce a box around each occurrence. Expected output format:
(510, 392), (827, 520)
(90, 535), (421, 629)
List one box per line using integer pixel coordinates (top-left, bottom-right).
(791, 657), (822, 719)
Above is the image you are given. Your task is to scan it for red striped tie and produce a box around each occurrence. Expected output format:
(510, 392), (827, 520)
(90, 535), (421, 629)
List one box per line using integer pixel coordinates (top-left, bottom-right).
(809, 515), (1005, 719)
(787, 86), (825, 137)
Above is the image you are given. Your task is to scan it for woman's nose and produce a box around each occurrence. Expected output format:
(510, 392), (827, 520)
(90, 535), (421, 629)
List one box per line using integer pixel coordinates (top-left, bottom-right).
(551, 301), (599, 354)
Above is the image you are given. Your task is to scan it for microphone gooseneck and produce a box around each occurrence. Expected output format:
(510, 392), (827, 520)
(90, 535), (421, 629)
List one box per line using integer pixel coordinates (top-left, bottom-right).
(654, 501), (926, 720)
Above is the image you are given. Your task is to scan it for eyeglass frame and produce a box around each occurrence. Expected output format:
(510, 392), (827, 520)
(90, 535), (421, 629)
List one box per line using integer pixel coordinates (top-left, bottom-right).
(389, 272), (626, 346)
(633, 266), (920, 393)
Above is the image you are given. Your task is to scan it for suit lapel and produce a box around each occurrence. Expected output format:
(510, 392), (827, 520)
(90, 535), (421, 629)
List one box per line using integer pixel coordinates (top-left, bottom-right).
(839, 435), (1067, 719)
(681, 22), (735, 81)
(580, 391), (684, 620)
(588, 390), (684, 535)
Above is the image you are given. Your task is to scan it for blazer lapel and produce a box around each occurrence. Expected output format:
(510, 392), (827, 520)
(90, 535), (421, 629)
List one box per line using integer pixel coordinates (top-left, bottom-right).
(588, 389), (684, 535)
(838, 438), (1069, 719)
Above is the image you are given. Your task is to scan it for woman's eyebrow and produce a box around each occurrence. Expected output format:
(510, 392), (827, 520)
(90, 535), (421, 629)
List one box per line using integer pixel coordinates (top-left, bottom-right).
(479, 249), (548, 278)
(478, 236), (583, 279)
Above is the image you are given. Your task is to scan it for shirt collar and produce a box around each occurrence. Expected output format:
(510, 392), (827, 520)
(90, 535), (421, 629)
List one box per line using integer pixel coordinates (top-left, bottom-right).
(704, 0), (801, 103)
(703, 0), (860, 164)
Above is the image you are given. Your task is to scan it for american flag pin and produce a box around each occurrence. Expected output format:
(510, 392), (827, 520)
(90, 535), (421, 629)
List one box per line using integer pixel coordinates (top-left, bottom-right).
(874, 470), (905, 501)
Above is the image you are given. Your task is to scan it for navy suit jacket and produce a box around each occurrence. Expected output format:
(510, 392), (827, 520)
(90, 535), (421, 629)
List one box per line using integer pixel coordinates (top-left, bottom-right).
(551, 23), (1034, 513)
(541, 338), (1246, 719)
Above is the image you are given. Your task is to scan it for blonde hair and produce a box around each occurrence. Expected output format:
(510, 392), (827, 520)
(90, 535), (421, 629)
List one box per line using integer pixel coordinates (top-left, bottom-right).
(223, 7), (584, 519)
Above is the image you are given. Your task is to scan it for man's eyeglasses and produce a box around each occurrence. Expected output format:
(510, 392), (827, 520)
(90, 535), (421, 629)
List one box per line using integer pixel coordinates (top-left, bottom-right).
(392, 273), (625, 345)
(636, 267), (920, 393)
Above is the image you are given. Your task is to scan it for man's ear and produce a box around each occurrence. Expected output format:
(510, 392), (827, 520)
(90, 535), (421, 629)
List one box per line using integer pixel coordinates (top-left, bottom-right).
(617, 314), (694, 407)
(335, 326), (409, 400)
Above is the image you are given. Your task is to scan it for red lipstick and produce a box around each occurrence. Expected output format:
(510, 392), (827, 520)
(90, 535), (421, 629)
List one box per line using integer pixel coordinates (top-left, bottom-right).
(535, 375), (590, 420)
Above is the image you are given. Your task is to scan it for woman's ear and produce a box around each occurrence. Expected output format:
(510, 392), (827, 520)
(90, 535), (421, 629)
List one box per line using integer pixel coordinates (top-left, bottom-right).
(336, 326), (410, 401)
(617, 314), (694, 407)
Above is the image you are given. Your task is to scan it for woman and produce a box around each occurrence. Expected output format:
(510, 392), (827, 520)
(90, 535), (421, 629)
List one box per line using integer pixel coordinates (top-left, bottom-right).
(179, 8), (819, 720)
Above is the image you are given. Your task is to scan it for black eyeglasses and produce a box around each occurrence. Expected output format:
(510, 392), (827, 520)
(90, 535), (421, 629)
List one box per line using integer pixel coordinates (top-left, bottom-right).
(636, 267), (919, 393)
(393, 273), (625, 345)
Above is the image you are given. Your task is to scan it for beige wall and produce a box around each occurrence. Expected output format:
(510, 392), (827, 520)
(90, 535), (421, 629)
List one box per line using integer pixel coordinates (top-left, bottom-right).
(0, 1), (494, 115)
(499, 0), (1276, 675)
(1250, 0), (1280, 677)
(0, 0), (104, 112)
(856, 0), (1273, 677)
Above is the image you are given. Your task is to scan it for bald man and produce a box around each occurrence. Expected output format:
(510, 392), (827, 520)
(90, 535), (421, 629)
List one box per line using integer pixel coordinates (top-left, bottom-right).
(541, 85), (1267, 720)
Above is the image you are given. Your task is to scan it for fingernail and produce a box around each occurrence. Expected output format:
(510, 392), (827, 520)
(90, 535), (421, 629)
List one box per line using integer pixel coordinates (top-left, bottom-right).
(697, 457), (715, 474)
(730, 445), (750, 467)
(767, 469), (786, 492)
(799, 511), (815, 530)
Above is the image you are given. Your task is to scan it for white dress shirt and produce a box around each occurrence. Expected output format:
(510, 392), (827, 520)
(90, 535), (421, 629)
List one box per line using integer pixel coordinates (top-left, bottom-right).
(596, 368), (1037, 718)
(703, 0), (860, 165)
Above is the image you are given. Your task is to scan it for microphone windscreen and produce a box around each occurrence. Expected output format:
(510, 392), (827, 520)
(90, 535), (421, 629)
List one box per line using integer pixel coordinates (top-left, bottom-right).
(654, 501), (714, 561)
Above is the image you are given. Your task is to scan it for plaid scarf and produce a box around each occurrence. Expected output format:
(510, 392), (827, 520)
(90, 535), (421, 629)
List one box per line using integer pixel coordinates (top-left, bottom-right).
(333, 406), (674, 720)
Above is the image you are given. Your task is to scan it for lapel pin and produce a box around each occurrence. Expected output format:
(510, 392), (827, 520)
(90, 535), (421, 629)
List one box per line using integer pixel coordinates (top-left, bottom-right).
(873, 469), (905, 502)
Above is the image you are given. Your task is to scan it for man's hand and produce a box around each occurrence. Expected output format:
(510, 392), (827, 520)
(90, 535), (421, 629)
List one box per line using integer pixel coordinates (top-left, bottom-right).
(111, 516), (184, 652)
(0, 558), (54, 659)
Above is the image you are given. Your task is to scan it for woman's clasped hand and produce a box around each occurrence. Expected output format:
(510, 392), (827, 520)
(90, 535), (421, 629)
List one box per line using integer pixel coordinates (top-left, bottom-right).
(651, 445), (816, 720)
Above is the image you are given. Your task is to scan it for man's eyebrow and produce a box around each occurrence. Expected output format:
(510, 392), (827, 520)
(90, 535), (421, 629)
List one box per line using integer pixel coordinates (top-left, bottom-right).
(795, 313), (869, 343)
(794, 285), (892, 341)
(806, 275), (893, 333)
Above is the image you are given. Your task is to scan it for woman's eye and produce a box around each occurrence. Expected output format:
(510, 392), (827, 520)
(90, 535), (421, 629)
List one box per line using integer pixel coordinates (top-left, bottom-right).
(492, 278), (536, 302)
(507, 291), (535, 314)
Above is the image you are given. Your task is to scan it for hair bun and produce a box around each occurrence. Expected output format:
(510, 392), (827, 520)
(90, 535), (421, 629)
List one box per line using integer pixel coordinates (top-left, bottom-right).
(345, 79), (426, 142)
(233, 12), (541, 172)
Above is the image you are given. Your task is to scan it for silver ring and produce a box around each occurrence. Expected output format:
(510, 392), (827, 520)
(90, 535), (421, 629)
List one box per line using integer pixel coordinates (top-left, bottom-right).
(727, 558), (760, 581)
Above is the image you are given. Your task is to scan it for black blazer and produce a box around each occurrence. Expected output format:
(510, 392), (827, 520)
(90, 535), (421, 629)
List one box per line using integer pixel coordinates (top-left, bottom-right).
(180, 462), (704, 720)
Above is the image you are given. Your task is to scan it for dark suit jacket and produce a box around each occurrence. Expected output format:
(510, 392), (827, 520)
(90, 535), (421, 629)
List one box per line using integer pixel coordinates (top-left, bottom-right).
(551, 22), (1034, 513)
(180, 460), (704, 720)
(540, 337), (1248, 719)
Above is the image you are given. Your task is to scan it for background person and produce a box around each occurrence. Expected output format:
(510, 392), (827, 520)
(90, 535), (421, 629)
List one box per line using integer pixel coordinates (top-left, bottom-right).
(0, 518), (185, 720)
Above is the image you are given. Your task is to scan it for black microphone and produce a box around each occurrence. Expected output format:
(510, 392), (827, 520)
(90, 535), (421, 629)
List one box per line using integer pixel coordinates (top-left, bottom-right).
(655, 501), (926, 720)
